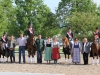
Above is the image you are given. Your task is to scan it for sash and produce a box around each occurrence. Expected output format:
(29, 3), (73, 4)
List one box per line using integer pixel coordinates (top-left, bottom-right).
(67, 32), (72, 38)
(2, 36), (6, 42)
(29, 28), (33, 34)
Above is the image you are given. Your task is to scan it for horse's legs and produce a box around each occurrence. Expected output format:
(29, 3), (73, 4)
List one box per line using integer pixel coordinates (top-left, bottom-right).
(96, 52), (99, 65)
(64, 54), (67, 62)
(92, 52), (95, 65)
(68, 54), (70, 64)
(32, 50), (35, 63)
(28, 50), (31, 63)
(0, 53), (1, 62)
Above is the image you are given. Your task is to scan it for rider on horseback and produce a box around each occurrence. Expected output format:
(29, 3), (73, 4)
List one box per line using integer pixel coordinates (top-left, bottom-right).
(27, 22), (35, 37)
(1, 32), (9, 62)
(1, 32), (8, 50)
(94, 27), (100, 44)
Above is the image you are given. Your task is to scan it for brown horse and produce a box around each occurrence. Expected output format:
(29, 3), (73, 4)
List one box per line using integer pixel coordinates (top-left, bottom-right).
(0, 41), (4, 62)
(26, 34), (36, 63)
(62, 37), (71, 63)
(91, 35), (100, 65)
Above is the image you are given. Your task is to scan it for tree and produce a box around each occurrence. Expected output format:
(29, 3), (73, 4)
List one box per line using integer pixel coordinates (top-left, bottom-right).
(0, 0), (14, 36)
(12, 0), (60, 38)
(56, 0), (98, 40)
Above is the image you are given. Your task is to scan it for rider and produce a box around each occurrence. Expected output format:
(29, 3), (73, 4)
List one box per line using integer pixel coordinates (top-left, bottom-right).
(94, 27), (100, 43)
(66, 27), (74, 41)
(27, 22), (35, 37)
(1, 32), (8, 49)
(1, 32), (9, 62)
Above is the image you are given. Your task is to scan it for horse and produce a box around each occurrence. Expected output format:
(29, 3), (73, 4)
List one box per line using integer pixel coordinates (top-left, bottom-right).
(91, 35), (100, 65)
(26, 34), (36, 63)
(62, 37), (71, 63)
(0, 41), (9, 62)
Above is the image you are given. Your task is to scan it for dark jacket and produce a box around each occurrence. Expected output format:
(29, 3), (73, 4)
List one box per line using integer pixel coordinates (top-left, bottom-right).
(35, 39), (44, 51)
(27, 28), (35, 36)
(8, 40), (16, 49)
(1, 36), (8, 43)
(82, 42), (90, 53)
(66, 32), (74, 41)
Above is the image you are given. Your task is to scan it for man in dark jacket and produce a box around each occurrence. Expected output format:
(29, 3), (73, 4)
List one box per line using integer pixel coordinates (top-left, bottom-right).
(35, 35), (44, 63)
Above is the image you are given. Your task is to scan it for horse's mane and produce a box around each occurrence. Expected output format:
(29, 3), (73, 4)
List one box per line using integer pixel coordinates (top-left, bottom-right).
(62, 37), (69, 47)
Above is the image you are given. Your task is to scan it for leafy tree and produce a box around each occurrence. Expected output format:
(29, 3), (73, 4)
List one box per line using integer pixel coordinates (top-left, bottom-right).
(13, 0), (60, 38)
(56, 0), (98, 41)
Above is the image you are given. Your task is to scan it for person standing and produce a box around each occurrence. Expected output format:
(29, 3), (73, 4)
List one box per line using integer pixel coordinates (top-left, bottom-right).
(52, 37), (60, 64)
(8, 35), (16, 63)
(44, 37), (52, 64)
(35, 35), (45, 63)
(17, 32), (27, 64)
(82, 38), (90, 65)
(72, 38), (81, 64)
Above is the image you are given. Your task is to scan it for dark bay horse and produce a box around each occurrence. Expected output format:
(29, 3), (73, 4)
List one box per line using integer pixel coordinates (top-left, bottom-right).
(26, 34), (36, 63)
(0, 41), (9, 62)
(91, 35), (100, 65)
(62, 37), (71, 63)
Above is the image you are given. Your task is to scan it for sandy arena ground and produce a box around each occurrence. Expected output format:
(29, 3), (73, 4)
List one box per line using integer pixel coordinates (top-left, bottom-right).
(0, 53), (100, 75)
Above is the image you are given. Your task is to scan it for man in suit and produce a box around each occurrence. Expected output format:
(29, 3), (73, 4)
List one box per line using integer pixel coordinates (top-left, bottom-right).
(35, 35), (44, 63)
(82, 38), (90, 65)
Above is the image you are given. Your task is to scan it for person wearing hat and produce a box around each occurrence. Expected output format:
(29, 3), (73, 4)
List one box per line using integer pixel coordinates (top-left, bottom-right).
(1, 32), (9, 62)
(17, 32), (27, 64)
(94, 27), (100, 39)
(27, 22), (35, 37)
(66, 27), (74, 41)
(66, 27), (74, 58)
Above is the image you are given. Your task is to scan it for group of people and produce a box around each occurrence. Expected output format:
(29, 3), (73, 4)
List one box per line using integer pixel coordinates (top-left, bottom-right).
(64, 27), (100, 65)
(0, 22), (100, 65)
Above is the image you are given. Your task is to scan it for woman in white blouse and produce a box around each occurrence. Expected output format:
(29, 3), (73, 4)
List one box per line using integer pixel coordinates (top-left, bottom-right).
(52, 38), (60, 64)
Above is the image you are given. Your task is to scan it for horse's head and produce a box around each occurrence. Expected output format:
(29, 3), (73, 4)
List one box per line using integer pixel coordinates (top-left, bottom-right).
(62, 37), (69, 47)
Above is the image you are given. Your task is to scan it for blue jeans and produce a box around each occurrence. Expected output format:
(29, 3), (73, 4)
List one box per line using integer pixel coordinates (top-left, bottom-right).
(19, 46), (26, 63)
(9, 49), (15, 62)
(37, 50), (42, 63)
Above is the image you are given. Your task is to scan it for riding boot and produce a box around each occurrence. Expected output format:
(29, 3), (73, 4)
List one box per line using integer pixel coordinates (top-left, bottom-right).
(92, 59), (95, 65)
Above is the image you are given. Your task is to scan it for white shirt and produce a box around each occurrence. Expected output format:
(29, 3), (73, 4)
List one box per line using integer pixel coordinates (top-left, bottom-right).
(84, 43), (86, 52)
(17, 37), (27, 46)
(10, 40), (13, 48)
(52, 41), (60, 47)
